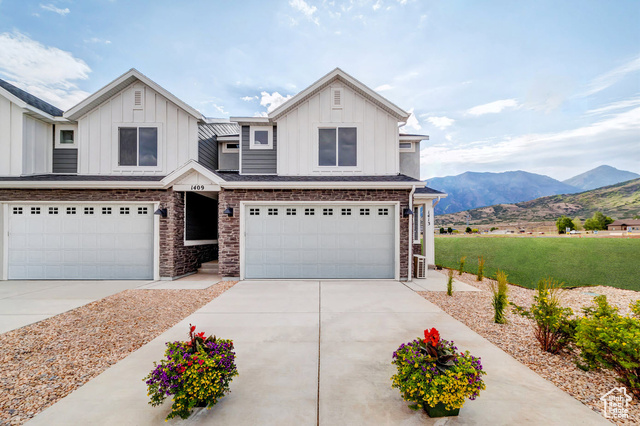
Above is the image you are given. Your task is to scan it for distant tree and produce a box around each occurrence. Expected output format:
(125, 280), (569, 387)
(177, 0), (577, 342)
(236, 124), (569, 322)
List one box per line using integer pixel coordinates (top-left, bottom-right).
(584, 211), (614, 231)
(472, 228), (479, 233)
(572, 217), (583, 231)
(634, 215), (640, 220)
(439, 227), (446, 234)
(447, 227), (453, 234)
(465, 227), (472, 233)
(556, 216), (574, 234)
(490, 227), (498, 232)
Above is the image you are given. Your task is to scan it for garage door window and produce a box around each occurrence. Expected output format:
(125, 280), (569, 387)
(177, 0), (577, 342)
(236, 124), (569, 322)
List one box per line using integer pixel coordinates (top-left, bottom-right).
(31, 207), (40, 215)
(13, 207), (22, 215)
(67, 207), (76, 215)
(49, 207), (58, 215)
(84, 207), (94, 215)
(305, 208), (315, 216)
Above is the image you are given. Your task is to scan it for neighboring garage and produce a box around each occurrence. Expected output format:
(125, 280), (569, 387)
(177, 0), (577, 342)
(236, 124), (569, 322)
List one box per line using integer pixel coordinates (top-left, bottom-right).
(6, 203), (154, 280)
(242, 203), (397, 279)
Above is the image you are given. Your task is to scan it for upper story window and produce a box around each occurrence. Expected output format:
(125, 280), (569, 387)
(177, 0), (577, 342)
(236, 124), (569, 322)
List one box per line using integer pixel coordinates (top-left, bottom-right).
(399, 142), (415, 152)
(118, 127), (158, 166)
(222, 142), (240, 153)
(55, 124), (78, 149)
(318, 127), (357, 167)
(250, 126), (273, 150)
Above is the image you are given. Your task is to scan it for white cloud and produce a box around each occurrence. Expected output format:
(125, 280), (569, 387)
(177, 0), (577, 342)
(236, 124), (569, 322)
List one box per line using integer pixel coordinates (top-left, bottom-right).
(84, 37), (111, 45)
(374, 84), (392, 92)
(586, 96), (640, 116)
(40, 3), (70, 16)
(427, 116), (454, 130)
(580, 55), (640, 97)
(241, 95), (259, 102)
(467, 99), (519, 116)
(445, 134), (453, 142)
(289, 0), (319, 25)
(372, 0), (382, 11)
(253, 111), (269, 118)
(260, 91), (293, 112)
(400, 108), (421, 132)
(0, 31), (90, 109)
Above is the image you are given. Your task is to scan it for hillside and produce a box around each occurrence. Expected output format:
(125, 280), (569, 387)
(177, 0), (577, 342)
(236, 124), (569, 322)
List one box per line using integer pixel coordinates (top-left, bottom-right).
(563, 165), (640, 191)
(427, 171), (579, 215)
(435, 178), (640, 226)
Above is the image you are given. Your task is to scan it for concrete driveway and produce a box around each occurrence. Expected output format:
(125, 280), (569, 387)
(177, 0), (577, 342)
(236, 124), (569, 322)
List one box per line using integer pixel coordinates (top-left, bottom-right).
(28, 280), (609, 425)
(0, 280), (152, 334)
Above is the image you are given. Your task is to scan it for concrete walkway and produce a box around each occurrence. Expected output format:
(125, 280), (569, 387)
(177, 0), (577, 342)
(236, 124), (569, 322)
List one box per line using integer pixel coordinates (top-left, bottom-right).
(28, 280), (609, 425)
(0, 280), (151, 334)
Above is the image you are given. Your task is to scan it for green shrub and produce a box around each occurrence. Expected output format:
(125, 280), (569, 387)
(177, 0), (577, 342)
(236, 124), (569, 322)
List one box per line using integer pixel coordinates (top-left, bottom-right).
(458, 256), (466, 275)
(447, 269), (454, 296)
(575, 296), (640, 398)
(476, 256), (485, 281)
(439, 227), (446, 234)
(490, 271), (509, 324)
(512, 278), (576, 353)
(465, 227), (472, 234)
(472, 228), (479, 233)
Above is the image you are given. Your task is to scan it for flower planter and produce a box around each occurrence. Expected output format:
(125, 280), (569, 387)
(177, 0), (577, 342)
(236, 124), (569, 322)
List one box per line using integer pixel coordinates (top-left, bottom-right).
(424, 402), (460, 418)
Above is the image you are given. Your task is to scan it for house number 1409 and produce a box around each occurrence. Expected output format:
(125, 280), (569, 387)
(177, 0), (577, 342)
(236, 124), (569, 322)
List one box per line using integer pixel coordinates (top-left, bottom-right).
(191, 185), (205, 190)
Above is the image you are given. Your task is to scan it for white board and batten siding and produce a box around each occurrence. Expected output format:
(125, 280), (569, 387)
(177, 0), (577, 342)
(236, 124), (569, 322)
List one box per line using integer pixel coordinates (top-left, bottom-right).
(276, 81), (399, 176)
(77, 82), (199, 175)
(0, 96), (26, 176)
(22, 116), (53, 175)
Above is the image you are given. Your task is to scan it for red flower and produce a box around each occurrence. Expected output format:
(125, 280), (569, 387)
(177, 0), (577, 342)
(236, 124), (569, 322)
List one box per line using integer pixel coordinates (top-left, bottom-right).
(190, 325), (196, 333)
(188, 361), (192, 366)
(198, 359), (204, 365)
(424, 328), (440, 347)
(196, 332), (206, 339)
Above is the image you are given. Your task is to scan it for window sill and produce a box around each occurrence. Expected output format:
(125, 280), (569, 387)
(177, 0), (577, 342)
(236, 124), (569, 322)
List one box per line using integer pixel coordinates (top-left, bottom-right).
(184, 239), (218, 247)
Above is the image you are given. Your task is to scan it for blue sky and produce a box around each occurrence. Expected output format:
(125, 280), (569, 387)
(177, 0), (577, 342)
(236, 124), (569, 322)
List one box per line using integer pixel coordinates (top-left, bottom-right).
(0, 0), (638, 180)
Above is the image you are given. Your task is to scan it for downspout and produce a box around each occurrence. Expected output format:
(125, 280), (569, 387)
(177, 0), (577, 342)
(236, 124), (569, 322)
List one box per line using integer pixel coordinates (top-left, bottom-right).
(407, 185), (416, 282)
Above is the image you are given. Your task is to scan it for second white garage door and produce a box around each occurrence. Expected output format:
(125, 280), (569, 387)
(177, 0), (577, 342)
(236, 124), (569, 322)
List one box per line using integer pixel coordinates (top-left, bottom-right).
(7, 203), (154, 280)
(243, 204), (396, 279)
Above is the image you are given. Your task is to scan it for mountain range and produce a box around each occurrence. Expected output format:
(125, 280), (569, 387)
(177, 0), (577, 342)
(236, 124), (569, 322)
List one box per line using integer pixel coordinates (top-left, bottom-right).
(434, 178), (640, 226)
(427, 165), (639, 216)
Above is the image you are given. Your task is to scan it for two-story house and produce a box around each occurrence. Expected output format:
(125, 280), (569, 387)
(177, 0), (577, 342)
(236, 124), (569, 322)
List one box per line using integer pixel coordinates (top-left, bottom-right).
(0, 68), (444, 281)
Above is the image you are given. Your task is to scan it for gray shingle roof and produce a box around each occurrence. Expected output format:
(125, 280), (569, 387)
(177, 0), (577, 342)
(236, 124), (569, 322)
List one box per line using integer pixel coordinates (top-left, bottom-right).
(0, 175), (164, 182)
(0, 78), (64, 117)
(415, 186), (445, 195)
(214, 171), (421, 183)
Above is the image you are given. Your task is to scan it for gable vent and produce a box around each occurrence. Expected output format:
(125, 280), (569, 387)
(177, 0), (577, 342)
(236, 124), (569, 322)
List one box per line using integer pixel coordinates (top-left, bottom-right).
(331, 88), (342, 109)
(133, 89), (144, 109)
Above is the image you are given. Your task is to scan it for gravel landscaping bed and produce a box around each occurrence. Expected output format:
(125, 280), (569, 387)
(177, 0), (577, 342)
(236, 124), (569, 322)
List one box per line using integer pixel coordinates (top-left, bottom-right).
(0, 281), (236, 426)
(419, 271), (639, 425)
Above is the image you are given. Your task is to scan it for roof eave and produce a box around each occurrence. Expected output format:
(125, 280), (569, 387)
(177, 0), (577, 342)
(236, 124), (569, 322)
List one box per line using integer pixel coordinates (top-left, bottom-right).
(64, 68), (204, 121)
(268, 68), (410, 121)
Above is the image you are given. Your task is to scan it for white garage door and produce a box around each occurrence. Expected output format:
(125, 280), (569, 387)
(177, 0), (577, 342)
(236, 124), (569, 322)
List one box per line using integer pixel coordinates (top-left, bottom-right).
(8, 203), (154, 280)
(244, 204), (396, 279)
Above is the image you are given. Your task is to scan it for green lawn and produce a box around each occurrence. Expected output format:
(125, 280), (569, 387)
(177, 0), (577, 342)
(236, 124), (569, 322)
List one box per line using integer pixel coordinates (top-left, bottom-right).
(435, 236), (640, 291)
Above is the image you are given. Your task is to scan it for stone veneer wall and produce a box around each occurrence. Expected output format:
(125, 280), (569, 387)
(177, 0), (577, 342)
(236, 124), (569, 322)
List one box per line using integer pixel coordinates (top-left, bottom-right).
(0, 188), (216, 278)
(217, 188), (412, 279)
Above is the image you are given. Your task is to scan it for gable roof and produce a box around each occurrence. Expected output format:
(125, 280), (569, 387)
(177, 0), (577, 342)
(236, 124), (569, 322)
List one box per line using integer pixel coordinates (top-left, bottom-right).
(268, 68), (410, 122)
(0, 78), (64, 117)
(64, 68), (204, 121)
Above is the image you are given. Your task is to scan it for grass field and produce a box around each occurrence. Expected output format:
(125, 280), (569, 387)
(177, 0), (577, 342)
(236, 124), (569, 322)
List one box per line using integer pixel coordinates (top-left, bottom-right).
(435, 236), (640, 291)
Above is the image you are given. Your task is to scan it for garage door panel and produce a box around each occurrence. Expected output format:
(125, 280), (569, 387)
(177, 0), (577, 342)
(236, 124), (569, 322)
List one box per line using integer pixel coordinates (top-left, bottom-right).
(8, 203), (154, 280)
(244, 204), (395, 279)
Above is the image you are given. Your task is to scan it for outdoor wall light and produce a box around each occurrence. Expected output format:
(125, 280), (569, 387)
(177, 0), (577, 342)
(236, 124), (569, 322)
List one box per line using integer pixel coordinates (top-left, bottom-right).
(403, 208), (414, 218)
(154, 207), (168, 218)
(223, 206), (234, 217)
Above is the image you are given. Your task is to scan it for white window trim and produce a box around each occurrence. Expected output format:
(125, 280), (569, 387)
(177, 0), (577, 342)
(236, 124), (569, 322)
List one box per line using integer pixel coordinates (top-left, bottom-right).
(222, 141), (240, 153)
(55, 124), (78, 149)
(112, 123), (163, 172)
(313, 123), (362, 172)
(413, 206), (422, 243)
(249, 126), (273, 150)
(399, 142), (416, 153)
